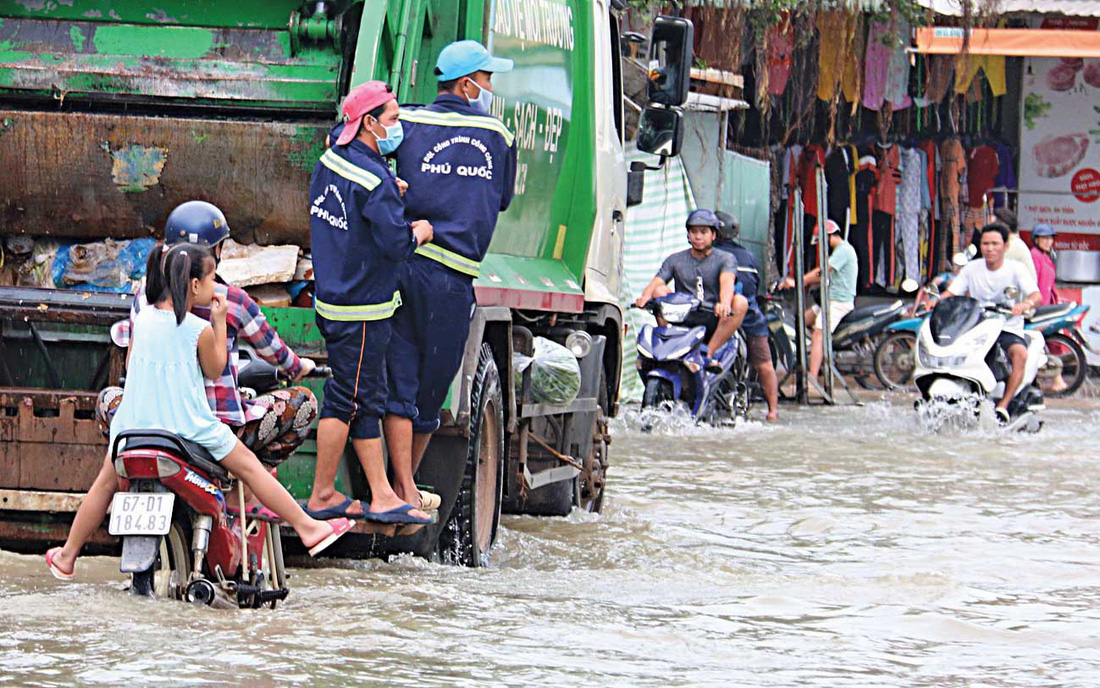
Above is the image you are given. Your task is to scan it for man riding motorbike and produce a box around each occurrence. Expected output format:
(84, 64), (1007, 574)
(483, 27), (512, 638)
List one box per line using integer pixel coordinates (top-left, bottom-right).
(714, 211), (780, 421)
(942, 223), (1042, 424)
(635, 209), (748, 371)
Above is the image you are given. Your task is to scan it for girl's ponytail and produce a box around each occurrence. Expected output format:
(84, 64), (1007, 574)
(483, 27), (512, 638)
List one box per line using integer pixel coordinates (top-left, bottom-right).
(167, 249), (193, 325)
(147, 243), (213, 324)
(145, 243), (170, 305)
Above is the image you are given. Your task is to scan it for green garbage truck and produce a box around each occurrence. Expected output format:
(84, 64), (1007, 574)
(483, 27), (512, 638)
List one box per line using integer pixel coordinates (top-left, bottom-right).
(0, 1), (691, 566)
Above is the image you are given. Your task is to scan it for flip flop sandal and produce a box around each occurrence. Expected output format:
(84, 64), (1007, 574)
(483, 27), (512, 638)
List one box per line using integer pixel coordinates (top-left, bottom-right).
(418, 490), (441, 511)
(363, 504), (434, 525)
(298, 497), (364, 520)
(305, 517), (356, 557)
(45, 547), (74, 581)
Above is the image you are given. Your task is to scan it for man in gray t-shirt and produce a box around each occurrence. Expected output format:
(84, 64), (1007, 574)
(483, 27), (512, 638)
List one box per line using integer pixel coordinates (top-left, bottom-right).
(636, 209), (748, 369)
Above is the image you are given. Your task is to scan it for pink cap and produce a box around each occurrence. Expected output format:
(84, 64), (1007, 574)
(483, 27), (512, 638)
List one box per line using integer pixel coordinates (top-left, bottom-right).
(335, 81), (396, 146)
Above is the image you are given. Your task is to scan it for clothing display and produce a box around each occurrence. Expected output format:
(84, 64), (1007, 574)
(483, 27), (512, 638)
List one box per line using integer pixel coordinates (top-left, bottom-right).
(772, 135), (1018, 294)
(862, 20), (892, 111)
(766, 18), (794, 96)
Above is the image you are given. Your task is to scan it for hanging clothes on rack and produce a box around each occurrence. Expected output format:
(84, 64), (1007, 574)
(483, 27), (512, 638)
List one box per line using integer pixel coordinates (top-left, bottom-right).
(940, 137), (966, 265)
(863, 20), (892, 111)
(766, 16), (795, 96)
(991, 141), (1016, 208)
(917, 138), (941, 278)
(898, 147), (924, 281)
(885, 19), (912, 109)
(796, 144), (826, 269)
(825, 145), (856, 232)
(872, 141), (901, 287)
(853, 148), (877, 289)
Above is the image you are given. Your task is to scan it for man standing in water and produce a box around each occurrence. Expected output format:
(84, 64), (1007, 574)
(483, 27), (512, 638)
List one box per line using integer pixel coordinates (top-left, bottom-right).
(782, 219), (858, 385)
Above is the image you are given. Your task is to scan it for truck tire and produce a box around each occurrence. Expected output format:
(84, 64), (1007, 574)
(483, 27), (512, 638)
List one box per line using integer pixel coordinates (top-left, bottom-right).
(642, 377), (674, 409)
(130, 519), (190, 599)
(436, 344), (504, 568)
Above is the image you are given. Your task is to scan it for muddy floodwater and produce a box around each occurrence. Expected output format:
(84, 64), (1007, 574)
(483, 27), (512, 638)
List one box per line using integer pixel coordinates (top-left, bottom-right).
(3, 398), (1100, 686)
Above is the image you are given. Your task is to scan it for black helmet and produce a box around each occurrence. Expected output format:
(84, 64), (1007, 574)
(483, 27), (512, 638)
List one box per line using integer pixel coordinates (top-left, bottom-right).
(685, 208), (721, 236)
(165, 201), (231, 247)
(715, 211), (738, 239)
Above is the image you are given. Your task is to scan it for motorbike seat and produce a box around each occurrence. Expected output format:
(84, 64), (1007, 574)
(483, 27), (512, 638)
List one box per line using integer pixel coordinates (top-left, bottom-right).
(835, 302), (898, 329)
(115, 430), (229, 482)
(1028, 302), (1075, 324)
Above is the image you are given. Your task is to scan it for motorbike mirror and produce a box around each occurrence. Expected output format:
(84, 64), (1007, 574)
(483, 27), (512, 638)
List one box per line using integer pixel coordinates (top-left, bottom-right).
(900, 278), (919, 294)
(952, 251), (969, 268)
(966, 243), (979, 258)
(1003, 286), (1021, 302)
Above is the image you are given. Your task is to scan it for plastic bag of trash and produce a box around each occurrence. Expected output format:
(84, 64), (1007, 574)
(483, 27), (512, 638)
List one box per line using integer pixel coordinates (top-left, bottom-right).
(51, 238), (156, 292)
(512, 336), (581, 406)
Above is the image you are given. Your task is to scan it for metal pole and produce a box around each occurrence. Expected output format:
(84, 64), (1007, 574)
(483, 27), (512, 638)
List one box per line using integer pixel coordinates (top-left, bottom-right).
(792, 197), (808, 405)
(716, 109), (728, 210)
(817, 167), (834, 400)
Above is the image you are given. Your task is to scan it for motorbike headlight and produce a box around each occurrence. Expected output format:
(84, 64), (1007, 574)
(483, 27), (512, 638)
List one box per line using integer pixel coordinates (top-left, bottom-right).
(661, 302), (692, 323)
(918, 339), (967, 368)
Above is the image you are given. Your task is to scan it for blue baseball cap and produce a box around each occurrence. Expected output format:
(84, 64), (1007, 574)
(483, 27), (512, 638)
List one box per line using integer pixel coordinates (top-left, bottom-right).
(435, 40), (514, 81)
(1032, 223), (1056, 238)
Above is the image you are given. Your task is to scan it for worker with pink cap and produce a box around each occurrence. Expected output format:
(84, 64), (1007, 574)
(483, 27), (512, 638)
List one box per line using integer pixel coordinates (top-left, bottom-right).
(306, 80), (436, 525)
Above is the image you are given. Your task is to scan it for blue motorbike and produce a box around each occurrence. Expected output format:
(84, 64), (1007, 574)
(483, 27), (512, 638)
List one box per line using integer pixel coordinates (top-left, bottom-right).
(633, 293), (750, 424)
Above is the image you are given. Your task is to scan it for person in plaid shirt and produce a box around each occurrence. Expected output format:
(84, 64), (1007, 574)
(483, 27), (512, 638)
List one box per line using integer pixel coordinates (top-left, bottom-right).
(97, 202), (318, 472)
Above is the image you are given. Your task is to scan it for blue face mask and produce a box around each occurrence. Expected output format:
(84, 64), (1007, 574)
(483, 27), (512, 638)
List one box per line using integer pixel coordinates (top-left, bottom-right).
(465, 79), (493, 115)
(374, 120), (404, 155)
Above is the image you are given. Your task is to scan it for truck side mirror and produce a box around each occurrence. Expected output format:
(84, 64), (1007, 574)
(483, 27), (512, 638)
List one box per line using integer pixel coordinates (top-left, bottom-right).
(627, 161), (646, 207)
(647, 16), (693, 107)
(636, 105), (684, 157)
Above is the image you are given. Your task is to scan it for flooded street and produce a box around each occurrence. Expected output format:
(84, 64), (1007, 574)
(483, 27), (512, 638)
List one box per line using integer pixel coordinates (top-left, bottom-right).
(3, 398), (1100, 686)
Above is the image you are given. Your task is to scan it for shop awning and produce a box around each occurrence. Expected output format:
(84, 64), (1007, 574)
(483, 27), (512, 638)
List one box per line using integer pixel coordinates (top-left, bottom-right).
(914, 27), (1100, 58)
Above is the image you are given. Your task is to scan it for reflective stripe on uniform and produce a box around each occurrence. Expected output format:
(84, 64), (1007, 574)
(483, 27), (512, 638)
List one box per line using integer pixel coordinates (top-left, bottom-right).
(399, 109), (516, 147)
(415, 243), (480, 277)
(320, 149), (382, 191)
(315, 291), (402, 322)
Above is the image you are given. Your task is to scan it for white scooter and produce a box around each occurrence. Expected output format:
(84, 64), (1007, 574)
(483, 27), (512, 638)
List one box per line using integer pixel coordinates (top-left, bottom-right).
(913, 283), (1046, 432)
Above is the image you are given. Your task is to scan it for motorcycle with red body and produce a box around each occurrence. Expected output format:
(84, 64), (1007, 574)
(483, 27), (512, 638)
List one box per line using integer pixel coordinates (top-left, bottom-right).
(108, 346), (329, 609)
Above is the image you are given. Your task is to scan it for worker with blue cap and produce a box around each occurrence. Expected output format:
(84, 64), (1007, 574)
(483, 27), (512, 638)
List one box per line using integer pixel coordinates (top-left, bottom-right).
(383, 40), (519, 511)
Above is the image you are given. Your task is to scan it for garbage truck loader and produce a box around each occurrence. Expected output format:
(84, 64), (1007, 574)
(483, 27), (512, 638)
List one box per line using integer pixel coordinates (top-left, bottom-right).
(0, 0), (691, 566)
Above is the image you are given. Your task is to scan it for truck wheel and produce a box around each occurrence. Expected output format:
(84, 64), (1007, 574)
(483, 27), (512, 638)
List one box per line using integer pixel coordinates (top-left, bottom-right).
(874, 332), (917, 391)
(131, 520), (190, 599)
(437, 344), (504, 568)
(642, 377), (674, 409)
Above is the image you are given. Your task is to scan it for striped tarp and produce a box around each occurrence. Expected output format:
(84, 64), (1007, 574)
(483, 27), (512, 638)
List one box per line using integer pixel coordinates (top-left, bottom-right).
(619, 148), (697, 401)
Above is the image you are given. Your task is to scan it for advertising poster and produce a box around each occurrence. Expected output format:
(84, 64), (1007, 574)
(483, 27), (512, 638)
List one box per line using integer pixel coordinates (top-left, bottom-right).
(1019, 21), (1100, 251)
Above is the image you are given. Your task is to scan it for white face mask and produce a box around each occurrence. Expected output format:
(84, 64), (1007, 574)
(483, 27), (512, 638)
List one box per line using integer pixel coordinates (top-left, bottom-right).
(464, 78), (493, 114)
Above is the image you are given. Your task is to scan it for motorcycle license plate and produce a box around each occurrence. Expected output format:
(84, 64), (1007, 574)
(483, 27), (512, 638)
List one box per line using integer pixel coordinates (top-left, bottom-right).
(108, 493), (175, 536)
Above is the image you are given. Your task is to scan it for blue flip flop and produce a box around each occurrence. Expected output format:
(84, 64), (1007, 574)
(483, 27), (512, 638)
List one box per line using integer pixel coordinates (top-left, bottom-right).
(300, 497), (362, 520)
(364, 503), (433, 525)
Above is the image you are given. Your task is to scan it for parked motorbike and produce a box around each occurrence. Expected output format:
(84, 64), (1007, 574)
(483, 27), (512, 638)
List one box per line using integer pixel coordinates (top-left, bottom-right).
(108, 325), (330, 608)
(913, 286), (1045, 432)
(633, 293), (750, 425)
(762, 283), (907, 389)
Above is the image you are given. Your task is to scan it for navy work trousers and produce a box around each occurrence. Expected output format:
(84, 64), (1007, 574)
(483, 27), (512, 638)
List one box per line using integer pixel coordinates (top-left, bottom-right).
(316, 315), (391, 440)
(385, 255), (475, 434)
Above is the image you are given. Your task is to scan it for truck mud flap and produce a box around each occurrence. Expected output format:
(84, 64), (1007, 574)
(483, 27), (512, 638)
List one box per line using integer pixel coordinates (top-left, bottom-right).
(382, 434), (469, 559)
(119, 535), (159, 574)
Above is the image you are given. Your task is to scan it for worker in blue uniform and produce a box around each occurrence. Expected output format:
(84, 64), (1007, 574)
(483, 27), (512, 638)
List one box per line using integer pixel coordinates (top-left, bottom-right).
(383, 40), (519, 511)
(305, 80), (435, 524)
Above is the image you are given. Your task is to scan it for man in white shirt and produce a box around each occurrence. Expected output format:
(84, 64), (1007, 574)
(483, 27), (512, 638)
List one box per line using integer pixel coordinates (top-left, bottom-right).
(944, 224), (1042, 421)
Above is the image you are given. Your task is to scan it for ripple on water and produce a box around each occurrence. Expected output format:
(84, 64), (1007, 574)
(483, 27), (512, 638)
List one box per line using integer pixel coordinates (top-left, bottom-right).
(2, 398), (1100, 686)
